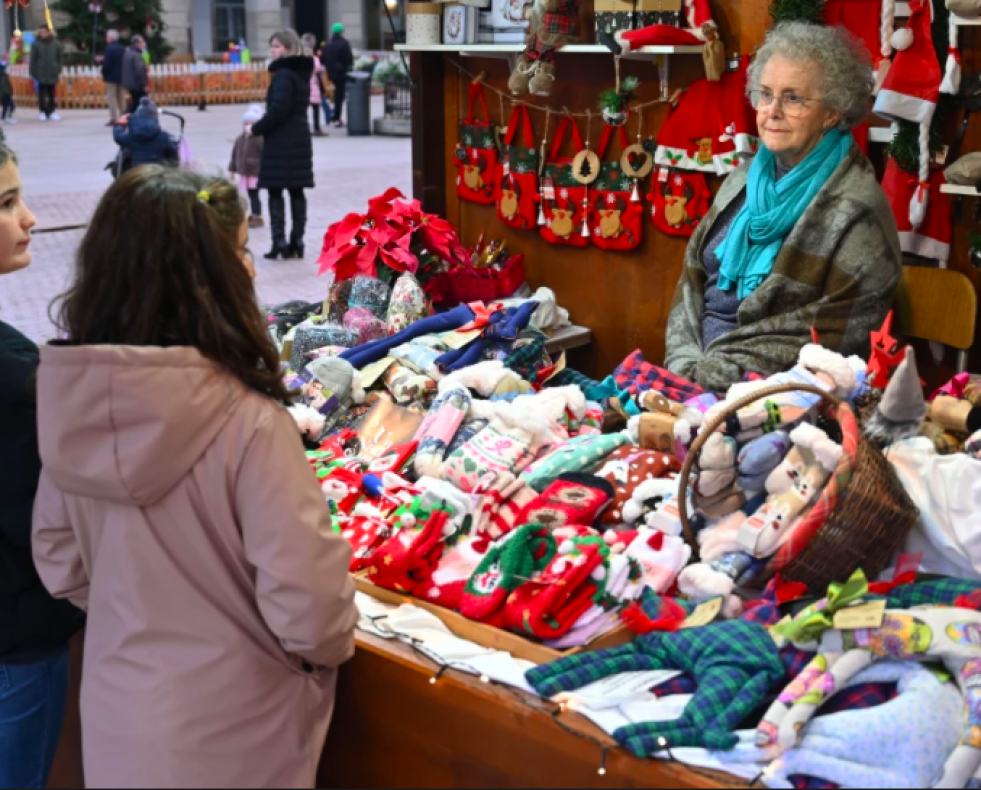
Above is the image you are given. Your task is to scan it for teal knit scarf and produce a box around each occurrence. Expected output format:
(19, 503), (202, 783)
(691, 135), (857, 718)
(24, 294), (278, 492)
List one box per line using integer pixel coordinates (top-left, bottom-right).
(717, 130), (853, 300)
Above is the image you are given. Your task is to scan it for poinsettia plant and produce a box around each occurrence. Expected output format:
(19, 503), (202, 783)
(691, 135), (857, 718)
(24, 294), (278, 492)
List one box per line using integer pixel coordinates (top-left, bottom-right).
(317, 188), (469, 287)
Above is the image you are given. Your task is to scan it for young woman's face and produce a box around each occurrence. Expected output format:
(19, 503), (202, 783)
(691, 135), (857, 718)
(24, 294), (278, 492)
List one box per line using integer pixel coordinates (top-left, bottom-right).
(269, 39), (287, 60)
(0, 161), (36, 275)
(237, 218), (255, 279)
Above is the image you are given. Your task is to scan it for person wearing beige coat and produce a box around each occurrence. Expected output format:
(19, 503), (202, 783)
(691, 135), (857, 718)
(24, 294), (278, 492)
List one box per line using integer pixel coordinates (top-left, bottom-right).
(30, 166), (358, 789)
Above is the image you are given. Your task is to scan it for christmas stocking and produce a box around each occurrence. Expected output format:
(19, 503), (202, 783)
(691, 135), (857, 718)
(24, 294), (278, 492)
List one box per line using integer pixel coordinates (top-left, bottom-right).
(444, 419), (538, 493)
(416, 534), (489, 610)
(342, 515), (395, 573)
(471, 471), (537, 542)
(517, 473), (616, 530)
(413, 386), (473, 479)
(367, 509), (455, 593)
(459, 524), (556, 626)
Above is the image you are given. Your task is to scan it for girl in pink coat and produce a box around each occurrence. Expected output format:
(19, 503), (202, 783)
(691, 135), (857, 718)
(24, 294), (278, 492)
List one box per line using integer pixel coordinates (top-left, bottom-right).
(31, 166), (358, 789)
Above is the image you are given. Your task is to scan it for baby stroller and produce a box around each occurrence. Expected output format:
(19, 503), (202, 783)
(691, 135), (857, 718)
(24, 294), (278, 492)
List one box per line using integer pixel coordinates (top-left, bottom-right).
(106, 108), (185, 179)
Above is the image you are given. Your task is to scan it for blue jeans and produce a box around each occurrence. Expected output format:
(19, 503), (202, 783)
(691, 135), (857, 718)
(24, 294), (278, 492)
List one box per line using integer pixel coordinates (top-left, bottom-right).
(0, 649), (70, 789)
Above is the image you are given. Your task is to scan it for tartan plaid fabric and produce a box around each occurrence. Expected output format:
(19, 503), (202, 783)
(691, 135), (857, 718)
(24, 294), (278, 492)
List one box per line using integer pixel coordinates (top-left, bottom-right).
(886, 577), (981, 608)
(545, 367), (602, 393)
(613, 349), (708, 403)
(542, 0), (581, 37)
(819, 682), (895, 717)
(526, 619), (785, 752)
(503, 336), (548, 383)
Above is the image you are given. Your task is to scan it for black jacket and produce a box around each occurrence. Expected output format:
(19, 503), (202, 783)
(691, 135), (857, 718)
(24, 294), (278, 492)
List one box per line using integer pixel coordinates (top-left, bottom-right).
(102, 40), (125, 84)
(252, 56), (314, 190)
(121, 46), (148, 92)
(323, 34), (353, 84)
(0, 321), (84, 661)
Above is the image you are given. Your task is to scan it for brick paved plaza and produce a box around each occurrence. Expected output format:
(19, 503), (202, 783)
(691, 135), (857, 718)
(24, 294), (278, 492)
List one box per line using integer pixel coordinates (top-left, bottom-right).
(0, 100), (412, 341)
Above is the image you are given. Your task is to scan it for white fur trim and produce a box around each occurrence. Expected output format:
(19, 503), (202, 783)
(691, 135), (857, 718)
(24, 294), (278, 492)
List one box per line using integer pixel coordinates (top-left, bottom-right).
(798, 344), (857, 397)
(351, 369), (365, 404)
(559, 540), (575, 554)
(622, 499), (643, 524)
(626, 415), (642, 445)
(603, 530), (619, 545)
(400, 513), (417, 528)
(674, 418), (692, 445)
(353, 501), (385, 520)
(677, 563), (735, 602)
(591, 566), (607, 582)
(438, 361), (510, 397)
(891, 27), (913, 51)
(287, 404), (326, 438)
(789, 423), (842, 471)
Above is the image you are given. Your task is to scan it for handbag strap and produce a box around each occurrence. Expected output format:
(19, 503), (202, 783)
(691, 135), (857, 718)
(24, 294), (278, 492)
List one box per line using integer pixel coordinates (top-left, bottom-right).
(549, 115), (585, 162)
(504, 103), (535, 149)
(596, 122), (631, 161)
(467, 81), (491, 125)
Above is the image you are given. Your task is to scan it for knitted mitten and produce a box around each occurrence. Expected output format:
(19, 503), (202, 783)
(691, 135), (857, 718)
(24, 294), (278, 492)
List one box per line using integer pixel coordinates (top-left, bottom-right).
(594, 446), (682, 526)
(517, 473), (615, 530)
(459, 524), (557, 626)
(738, 431), (792, 477)
(471, 471), (537, 542)
(342, 515), (395, 573)
(416, 534), (489, 610)
(367, 510), (455, 593)
(444, 420), (538, 493)
(413, 386), (473, 479)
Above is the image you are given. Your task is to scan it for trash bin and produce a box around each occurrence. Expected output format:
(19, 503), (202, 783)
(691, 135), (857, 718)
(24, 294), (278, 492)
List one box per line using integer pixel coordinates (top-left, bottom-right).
(347, 71), (372, 137)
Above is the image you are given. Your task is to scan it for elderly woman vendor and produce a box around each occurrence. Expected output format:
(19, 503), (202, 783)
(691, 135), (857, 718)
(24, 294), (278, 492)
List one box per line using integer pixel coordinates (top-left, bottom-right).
(664, 22), (901, 392)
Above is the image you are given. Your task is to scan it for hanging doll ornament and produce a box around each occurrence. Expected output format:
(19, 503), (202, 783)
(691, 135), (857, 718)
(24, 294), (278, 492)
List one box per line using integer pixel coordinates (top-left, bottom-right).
(508, 0), (582, 98)
(621, 112), (655, 203)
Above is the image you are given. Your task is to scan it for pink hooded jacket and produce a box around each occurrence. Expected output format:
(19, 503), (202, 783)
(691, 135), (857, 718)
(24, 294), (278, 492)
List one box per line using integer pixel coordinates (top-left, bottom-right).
(31, 345), (357, 789)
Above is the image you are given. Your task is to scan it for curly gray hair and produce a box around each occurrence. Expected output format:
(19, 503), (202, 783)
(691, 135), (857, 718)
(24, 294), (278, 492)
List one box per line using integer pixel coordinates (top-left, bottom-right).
(747, 22), (873, 132)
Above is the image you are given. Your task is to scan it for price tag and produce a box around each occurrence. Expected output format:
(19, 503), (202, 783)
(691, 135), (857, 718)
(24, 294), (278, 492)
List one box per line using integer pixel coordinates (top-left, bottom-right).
(503, 155), (511, 178)
(832, 599), (886, 631)
(681, 597), (723, 629)
(542, 176), (555, 201)
(657, 167), (670, 183)
(727, 56), (740, 72)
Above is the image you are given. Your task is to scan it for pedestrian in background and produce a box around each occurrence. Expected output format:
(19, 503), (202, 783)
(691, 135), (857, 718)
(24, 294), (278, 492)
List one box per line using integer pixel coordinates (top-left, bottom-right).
(251, 29), (314, 260)
(323, 22), (353, 128)
(0, 141), (85, 790)
(229, 104), (265, 228)
(122, 35), (149, 114)
(0, 60), (15, 124)
(101, 29), (126, 125)
(305, 45), (328, 138)
(29, 25), (62, 122)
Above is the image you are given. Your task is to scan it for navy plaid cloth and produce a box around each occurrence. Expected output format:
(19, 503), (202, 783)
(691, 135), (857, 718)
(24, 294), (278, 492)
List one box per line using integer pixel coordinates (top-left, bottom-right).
(545, 367), (601, 393)
(526, 619), (785, 752)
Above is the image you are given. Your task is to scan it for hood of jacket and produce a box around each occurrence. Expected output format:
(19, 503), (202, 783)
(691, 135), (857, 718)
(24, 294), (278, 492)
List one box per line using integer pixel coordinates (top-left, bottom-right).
(129, 111), (161, 142)
(36, 344), (247, 507)
(269, 55), (313, 78)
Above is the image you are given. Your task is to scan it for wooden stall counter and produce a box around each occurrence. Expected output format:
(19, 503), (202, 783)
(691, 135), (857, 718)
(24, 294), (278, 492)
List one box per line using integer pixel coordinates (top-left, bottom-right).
(318, 631), (746, 789)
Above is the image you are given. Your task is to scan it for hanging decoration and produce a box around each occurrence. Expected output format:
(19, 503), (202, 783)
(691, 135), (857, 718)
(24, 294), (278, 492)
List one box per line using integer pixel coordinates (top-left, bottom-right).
(539, 114), (591, 248)
(571, 111), (600, 186)
(597, 61), (639, 126)
(496, 103), (540, 231)
(591, 123), (644, 251)
(621, 111), (655, 203)
(455, 78), (500, 205)
(508, 0), (582, 99)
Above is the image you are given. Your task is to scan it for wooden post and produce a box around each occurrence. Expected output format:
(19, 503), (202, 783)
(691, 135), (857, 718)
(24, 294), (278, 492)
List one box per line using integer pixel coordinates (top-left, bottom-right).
(409, 52), (446, 217)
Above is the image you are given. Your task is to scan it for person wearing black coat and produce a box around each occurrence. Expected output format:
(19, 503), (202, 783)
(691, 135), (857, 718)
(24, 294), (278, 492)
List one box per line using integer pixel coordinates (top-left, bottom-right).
(0, 144), (84, 789)
(101, 29), (126, 124)
(323, 23), (354, 126)
(251, 29), (314, 260)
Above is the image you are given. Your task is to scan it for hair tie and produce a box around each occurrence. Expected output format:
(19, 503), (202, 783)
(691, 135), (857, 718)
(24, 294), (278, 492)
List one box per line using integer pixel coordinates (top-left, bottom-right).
(197, 190), (210, 204)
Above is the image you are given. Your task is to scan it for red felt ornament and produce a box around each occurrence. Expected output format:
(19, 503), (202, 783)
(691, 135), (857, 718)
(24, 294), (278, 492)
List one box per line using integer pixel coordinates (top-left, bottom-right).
(866, 309), (906, 390)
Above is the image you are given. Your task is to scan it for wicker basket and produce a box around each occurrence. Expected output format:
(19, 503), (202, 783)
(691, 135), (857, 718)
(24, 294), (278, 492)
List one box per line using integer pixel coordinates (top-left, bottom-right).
(676, 383), (919, 592)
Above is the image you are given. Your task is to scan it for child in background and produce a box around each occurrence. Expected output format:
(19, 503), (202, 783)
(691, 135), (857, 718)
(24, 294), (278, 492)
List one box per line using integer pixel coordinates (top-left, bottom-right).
(228, 104), (264, 228)
(0, 61), (15, 124)
(304, 40), (328, 138)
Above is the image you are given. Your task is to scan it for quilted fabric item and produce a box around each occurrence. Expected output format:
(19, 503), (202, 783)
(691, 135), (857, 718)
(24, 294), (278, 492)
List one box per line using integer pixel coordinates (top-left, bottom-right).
(348, 275), (392, 319)
(290, 324), (359, 372)
(387, 273), (431, 336)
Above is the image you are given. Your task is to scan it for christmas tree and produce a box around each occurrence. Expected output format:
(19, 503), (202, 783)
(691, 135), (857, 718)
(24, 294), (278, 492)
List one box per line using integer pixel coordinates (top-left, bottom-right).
(53, 0), (171, 62)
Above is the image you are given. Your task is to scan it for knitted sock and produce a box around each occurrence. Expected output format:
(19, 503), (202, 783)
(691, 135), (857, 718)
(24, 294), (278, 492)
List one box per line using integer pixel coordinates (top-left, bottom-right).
(413, 387), (473, 479)
(368, 510), (454, 593)
(342, 515), (394, 572)
(700, 433), (738, 471)
(695, 485), (749, 520)
(416, 535), (489, 610)
(459, 523), (556, 626)
(737, 471), (769, 494)
(444, 420), (537, 493)
(505, 539), (607, 640)
(697, 510), (749, 563)
(694, 467), (737, 498)
(446, 417), (488, 456)
(625, 529), (692, 593)
(472, 471), (537, 542)
(739, 431), (792, 477)
(518, 473), (616, 530)
(521, 432), (630, 493)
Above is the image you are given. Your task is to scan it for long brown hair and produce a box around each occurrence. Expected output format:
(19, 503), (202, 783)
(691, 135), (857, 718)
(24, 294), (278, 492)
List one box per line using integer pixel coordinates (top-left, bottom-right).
(55, 166), (290, 404)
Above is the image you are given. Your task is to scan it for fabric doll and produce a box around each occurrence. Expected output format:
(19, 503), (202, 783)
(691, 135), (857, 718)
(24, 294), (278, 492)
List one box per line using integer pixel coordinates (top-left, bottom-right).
(508, 0), (582, 98)
(761, 594), (981, 788)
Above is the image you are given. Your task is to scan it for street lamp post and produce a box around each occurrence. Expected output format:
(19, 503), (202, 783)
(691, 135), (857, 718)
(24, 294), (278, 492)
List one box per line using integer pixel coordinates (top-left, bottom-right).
(89, 3), (102, 66)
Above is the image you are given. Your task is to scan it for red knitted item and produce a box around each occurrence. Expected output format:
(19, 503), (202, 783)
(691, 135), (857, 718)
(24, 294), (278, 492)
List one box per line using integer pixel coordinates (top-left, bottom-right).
(517, 473), (615, 529)
(367, 510), (451, 594)
(341, 516), (395, 573)
(504, 541), (606, 640)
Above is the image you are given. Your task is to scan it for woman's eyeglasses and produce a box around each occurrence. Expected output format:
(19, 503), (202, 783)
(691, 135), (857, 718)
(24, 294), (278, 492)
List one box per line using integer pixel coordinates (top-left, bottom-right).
(750, 89), (820, 118)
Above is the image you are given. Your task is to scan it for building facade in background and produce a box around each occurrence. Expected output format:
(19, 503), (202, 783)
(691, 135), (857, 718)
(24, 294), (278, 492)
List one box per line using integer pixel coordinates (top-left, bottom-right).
(10, 0), (401, 59)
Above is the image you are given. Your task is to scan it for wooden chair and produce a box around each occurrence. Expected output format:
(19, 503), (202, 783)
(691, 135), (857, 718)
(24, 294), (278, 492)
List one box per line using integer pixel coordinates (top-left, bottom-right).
(895, 265), (977, 372)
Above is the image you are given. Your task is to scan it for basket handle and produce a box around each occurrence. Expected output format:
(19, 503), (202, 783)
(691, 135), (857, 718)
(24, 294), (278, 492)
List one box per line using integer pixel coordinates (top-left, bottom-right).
(676, 383), (843, 554)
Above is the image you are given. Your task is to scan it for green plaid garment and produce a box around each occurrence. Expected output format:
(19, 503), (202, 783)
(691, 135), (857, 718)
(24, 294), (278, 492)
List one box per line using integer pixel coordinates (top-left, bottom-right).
(525, 619), (785, 752)
(886, 577), (981, 609)
(503, 336), (548, 383)
(544, 368), (601, 394)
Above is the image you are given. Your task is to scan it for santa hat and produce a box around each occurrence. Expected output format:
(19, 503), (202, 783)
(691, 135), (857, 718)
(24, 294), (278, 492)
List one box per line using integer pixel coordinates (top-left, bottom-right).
(874, 0), (941, 229)
(654, 57), (759, 175)
(685, 0), (714, 40)
(881, 158), (951, 262)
